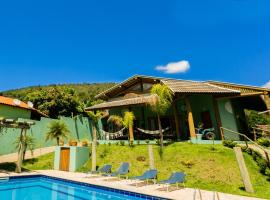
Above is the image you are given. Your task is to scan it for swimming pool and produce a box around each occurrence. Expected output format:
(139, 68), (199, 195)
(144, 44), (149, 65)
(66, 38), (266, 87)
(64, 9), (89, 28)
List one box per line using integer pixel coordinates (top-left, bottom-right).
(0, 175), (167, 200)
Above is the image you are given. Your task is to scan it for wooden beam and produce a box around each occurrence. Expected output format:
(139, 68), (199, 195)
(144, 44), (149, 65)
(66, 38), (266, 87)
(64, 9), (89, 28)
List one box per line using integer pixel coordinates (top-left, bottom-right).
(234, 147), (254, 193)
(184, 97), (196, 139)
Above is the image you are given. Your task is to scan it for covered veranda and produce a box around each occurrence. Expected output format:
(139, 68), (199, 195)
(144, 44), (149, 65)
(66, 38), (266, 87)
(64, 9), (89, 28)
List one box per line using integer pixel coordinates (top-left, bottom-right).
(85, 75), (270, 142)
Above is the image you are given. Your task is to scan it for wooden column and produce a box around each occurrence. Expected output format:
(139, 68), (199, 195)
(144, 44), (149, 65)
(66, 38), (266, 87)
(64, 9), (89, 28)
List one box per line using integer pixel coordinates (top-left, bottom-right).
(173, 101), (180, 140)
(184, 97), (196, 139)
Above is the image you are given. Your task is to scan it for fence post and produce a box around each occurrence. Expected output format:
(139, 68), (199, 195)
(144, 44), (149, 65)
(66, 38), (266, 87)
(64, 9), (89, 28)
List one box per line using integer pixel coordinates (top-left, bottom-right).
(220, 127), (224, 140)
(264, 151), (270, 168)
(234, 147), (254, 193)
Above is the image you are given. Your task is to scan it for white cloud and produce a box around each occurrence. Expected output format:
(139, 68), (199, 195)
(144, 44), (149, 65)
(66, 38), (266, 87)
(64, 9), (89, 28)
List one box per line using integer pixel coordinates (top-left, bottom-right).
(263, 81), (270, 88)
(155, 60), (190, 74)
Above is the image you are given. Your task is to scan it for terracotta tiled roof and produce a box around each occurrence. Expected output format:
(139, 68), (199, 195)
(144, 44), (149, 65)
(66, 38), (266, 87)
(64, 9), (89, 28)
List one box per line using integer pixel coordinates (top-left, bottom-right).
(160, 79), (240, 94)
(0, 96), (31, 110)
(95, 75), (241, 99)
(0, 96), (48, 117)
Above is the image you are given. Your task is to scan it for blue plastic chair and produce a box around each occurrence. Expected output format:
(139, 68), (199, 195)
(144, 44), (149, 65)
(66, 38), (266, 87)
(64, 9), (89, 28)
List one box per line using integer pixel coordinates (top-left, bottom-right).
(88, 164), (112, 174)
(104, 162), (130, 179)
(131, 169), (157, 186)
(158, 172), (185, 191)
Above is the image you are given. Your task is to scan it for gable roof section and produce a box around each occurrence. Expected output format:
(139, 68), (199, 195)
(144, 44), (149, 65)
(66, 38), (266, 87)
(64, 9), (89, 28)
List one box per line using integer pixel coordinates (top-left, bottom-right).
(207, 81), (270, 95)
(160, 78), (239, 94)
(95, 75), (159, 99)
(95, 75), (241, 100)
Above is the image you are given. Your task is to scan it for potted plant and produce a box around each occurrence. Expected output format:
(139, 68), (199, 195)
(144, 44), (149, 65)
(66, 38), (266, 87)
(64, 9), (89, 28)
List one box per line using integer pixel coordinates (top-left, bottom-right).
(69, 138), (78, 146)
(81, 139), (89, 147)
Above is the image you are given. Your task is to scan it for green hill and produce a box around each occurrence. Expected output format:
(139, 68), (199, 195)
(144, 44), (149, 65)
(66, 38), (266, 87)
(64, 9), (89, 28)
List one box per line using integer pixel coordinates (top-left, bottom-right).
(0, 83), (115, 118)
(22, 143), (270, 199)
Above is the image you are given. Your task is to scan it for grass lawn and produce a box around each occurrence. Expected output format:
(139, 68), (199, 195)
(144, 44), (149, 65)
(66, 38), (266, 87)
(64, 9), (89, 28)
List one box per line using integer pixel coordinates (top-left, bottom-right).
(10, 142), (270, 199)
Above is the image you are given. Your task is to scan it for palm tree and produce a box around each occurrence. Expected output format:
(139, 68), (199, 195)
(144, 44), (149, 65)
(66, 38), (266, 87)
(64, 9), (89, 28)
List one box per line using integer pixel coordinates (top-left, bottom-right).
(150, 84), (173, 149)
(108, 112), (135, 144)
(46, 121), (70, 145)
(123, 111), (135, 144)
(15, 134), (35, 161)
(108, 115), (123, 128)
(86, 111), (103, 172)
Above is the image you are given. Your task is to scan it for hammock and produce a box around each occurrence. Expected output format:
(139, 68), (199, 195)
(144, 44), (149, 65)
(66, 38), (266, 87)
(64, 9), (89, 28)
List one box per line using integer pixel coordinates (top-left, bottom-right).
(101, 127), (126, 140)
(136, 127), (170, 135)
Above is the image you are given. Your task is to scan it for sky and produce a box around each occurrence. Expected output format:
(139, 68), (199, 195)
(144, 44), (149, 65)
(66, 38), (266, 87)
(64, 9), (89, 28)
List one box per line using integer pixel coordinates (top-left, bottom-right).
(0, 0), (270, 91)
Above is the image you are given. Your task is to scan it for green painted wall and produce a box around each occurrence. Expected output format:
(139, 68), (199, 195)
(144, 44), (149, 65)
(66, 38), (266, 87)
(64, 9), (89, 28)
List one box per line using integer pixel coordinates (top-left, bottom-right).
(217, 99), (240, 140)
(189, 95), (219, 138)
(0, 104), (31, 119)
(0, 115), (93, 156)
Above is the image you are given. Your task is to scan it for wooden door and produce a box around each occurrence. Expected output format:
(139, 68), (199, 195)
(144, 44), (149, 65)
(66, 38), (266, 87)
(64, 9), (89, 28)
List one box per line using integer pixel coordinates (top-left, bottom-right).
(60, 148), (70, 171)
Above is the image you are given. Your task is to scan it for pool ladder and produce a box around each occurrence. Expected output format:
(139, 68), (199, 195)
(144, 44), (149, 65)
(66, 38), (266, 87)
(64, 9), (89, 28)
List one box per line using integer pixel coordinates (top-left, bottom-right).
(193, 189), (220, 200)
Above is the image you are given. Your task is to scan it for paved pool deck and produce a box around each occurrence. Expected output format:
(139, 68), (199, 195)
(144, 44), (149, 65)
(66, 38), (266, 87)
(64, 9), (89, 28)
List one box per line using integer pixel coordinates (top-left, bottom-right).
(0, 170), (266, 200)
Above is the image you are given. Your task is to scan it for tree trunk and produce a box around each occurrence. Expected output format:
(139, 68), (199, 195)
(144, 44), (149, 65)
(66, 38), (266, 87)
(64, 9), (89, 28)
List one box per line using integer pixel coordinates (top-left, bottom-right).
(157, 114), (163, 149)
(91, 124), (97, 172)
(23, 144), (27, 161)
(129, 124), (134, 144)
(16, 129), (26, 173)
(56, 137), (60, 146)
(148, 144), (155, 169)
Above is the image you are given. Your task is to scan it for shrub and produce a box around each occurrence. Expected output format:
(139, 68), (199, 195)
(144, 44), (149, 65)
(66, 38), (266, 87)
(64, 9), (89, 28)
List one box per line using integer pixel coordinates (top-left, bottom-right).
(155, 139), (161, 146)
(222, 140), (237, 148)
(181, 160), (195, 168)
(136, 140), (140, 145)
(242, 147), (270, 177)
(136, 156), (146, 162)
(115, 141), (120, 145)
(257, 137), (270, 147)
(245, 110), (270, 130)
(145, 139), (150, 144)
(99, 147), (109, 159)
(257, 158), (268, 174)
(120, 140), (125, 146)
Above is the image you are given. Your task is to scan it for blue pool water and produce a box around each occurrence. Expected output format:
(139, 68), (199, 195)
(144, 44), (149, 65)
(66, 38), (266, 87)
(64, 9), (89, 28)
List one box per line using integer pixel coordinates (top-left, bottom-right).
(0, 175), (166, 200)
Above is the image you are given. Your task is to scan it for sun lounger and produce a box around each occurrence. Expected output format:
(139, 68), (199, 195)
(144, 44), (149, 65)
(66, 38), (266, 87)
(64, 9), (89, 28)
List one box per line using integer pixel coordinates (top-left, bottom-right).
(87, 164), (112, 175)
(103, 162), (130, 179)
(131, 169), (157, 186)
(158, 172), (185, 191)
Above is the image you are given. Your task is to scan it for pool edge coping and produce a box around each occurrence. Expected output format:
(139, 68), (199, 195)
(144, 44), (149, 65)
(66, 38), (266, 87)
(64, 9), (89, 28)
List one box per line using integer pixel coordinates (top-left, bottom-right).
(6, 174), (171, 200)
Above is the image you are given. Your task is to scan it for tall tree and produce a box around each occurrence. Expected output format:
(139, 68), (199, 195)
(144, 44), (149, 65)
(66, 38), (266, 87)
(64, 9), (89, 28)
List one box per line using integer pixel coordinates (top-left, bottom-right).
(86, 111), (103, 172)
(150, 84), (173, 149)
(45, 121), (70, 145)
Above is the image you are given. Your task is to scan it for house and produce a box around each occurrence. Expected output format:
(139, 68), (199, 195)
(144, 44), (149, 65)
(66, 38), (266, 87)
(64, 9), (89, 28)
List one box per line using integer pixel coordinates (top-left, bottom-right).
(85, 75), (270, 141)
(0, 96), (47, 120)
